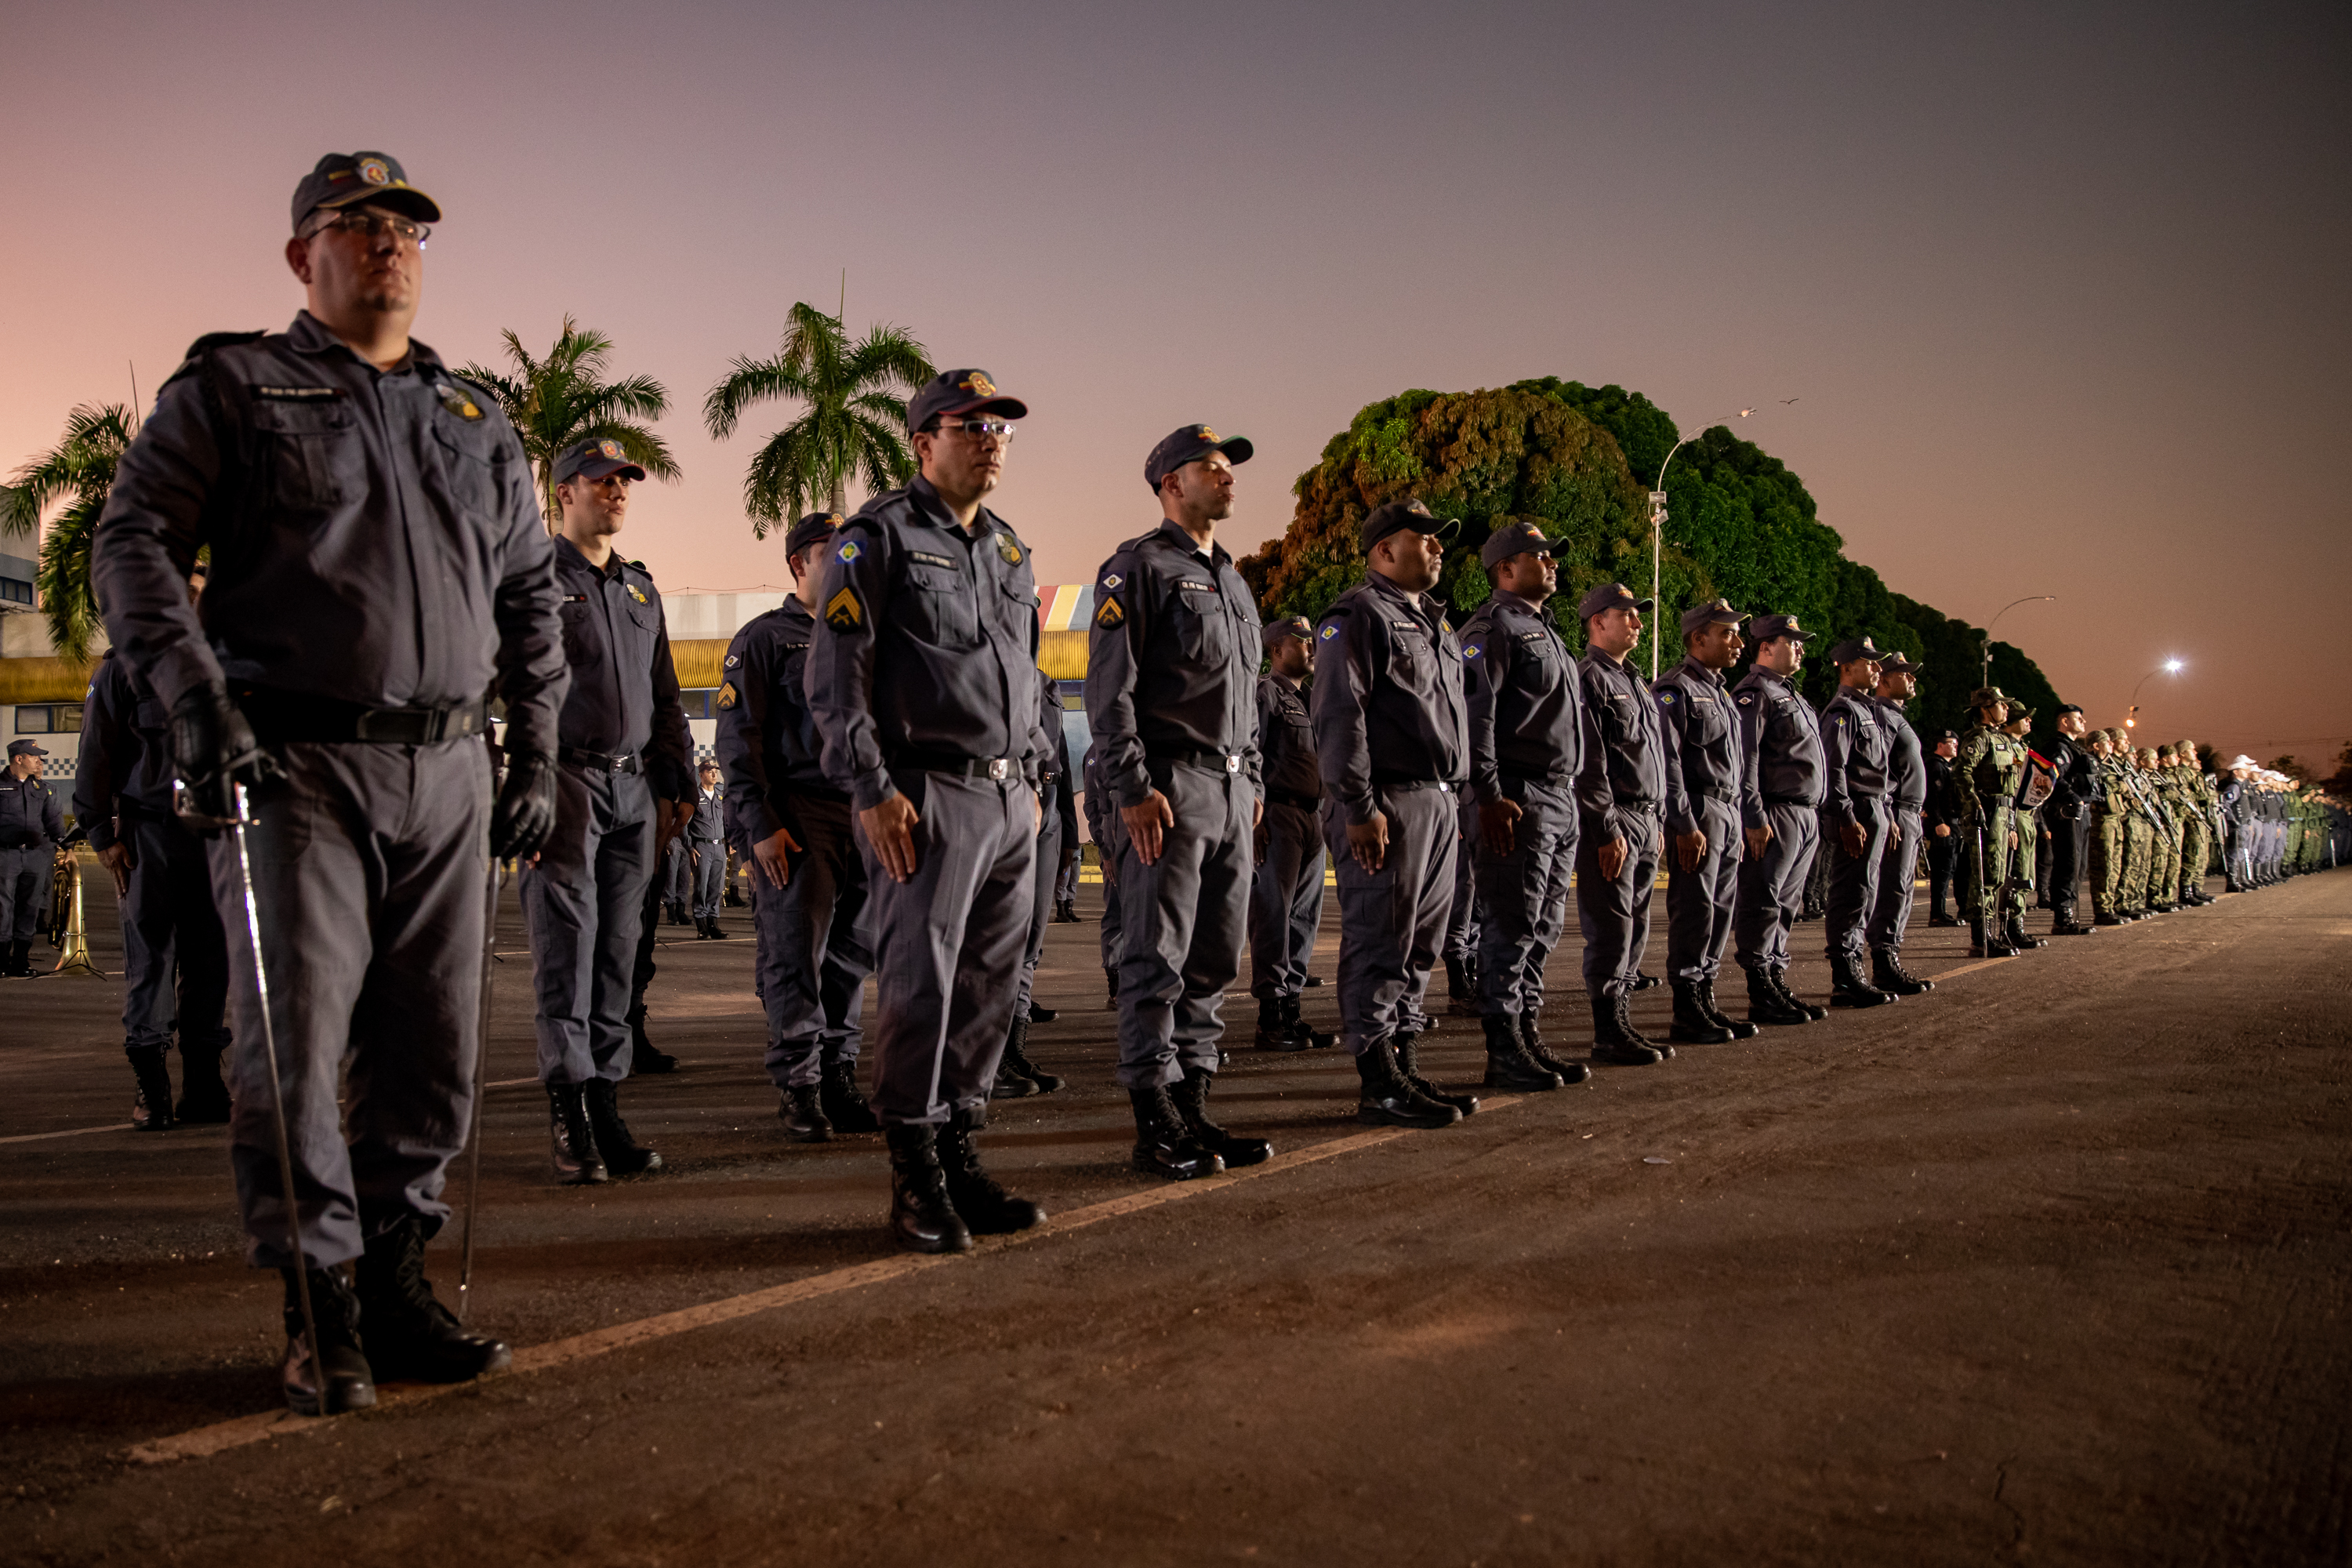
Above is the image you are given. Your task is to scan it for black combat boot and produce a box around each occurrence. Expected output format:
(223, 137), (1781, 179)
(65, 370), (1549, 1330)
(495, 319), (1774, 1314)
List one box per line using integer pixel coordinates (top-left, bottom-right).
(1618, 992), (1673, 1057)
(1355, 1039), (1462, 1128)
(279, 1263), (375, 1417)
(1631, 972), (1663, 993)
(1028, 1001), (1059, 1024)
(1480, 1014), (1563, 1091)
(666, 901), (690, 926)
(998, 1018), (1063, 1094)
(1969, 918), (2014, 958)
(1871, 949), (1934, 996)
(1771, 968), (1827, 1021)
(1254, 996), (1295, 1051)
(779, 1083), (833, 1142)
(1589, 995), (1664, 1065)
(1745, 966), (1810, 1027)
(1519, 1010), (1592, 1082)
(627, 1007), (679, 1075)
(1282, 995), (1335, 1050)
(1394, 1033), (1481, 1114)
(1130, 1083), (1223, 1179)
(1828, 952), (1895, 1008)
(583, 1079), (663, 1176)
(1695, 978), (1759, 1040)
(129, 1044), (175, 1131)
(1443, 955), (1479, 1016)
(2094, 910), (2126, 926)
(5, 938), (33, 976)
(174, 1037), (232, 1123)
(1172, 1069), (1273, 1166)
(354, 1215), (511, 1384)
(2050, 909), (2097, 935)
(2003, 914), (2048, 951)
(702, 915), (729, 940)
(935, 1106), (1047, 1232)
(1054, 898), (1079, 924)
(819, 1058), (880, 1134)
(1668, 981), (1735, 1044)
(884, 1124), (971, 1254)
(547, 1082), (607, 1185)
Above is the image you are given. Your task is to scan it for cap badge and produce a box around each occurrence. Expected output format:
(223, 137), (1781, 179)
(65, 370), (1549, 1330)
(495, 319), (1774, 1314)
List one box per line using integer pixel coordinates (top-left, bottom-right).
(1406, 499), (1430, 516)
(960, 371), (996, 397)
(1197, 426), (1216, 441)
(600, 439), (623, 461)
(358, 157), (391, 187)
(827, 513), (844, 526)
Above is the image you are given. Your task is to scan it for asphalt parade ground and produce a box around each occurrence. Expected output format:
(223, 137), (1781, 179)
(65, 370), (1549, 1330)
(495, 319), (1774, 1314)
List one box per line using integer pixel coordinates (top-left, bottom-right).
(3, 866), (2347, 1566)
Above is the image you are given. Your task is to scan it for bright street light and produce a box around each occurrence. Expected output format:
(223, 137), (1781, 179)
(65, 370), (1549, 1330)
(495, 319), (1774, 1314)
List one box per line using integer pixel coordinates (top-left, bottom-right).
(2125, 659), (2186, 729)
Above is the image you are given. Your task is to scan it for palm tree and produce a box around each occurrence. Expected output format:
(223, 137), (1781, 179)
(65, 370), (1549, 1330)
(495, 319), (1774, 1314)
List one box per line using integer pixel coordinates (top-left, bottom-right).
(704, 303), (935, 538)
(459, 318), (680, 532)
(2, 403), (137, 662)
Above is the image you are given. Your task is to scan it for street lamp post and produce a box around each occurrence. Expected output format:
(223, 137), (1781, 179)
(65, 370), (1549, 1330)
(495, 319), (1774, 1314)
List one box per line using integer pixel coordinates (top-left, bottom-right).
(1980, 595), (2058, 688)
(2126, 659), (2184, 733)
(1649, 407), (1756, 677)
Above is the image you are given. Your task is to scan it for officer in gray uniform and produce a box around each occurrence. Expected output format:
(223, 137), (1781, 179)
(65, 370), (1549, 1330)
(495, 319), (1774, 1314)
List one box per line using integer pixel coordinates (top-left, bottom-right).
(1250, 614), (1332, 1052)
(1730, 613), (1826, 1027)
(1866, 652), (1936, 995)
(1, 739), (68, 977)
(684, 762), (728, 936)
(76, 643), (234, 1127)
(1573, 582), (1671, 1064)
(525, 437), (694, 1186)
(1817, 636), (1896, 1007)
(1087, 423), (1273, 1178)
(1651, 598), (1759, 1047)
(807, 368), (1050, 1254)
(998, 666), (1069, 1094)
(92, 151), (560, 1414)
(1457, 522), (1590, 1088)
(716, 511), (878, 1142)
(1312, 497), (1476, 1129)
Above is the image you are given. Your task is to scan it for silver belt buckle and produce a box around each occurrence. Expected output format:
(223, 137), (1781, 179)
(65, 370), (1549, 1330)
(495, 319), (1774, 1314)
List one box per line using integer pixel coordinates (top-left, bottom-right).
(1438, 781), (1453, 793)
(1224, 753), (1241, 774)
(986, 757), (1011, 781)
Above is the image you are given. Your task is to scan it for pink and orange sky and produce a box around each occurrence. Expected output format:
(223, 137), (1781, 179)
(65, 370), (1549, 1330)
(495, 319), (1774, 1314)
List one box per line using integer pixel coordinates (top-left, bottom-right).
(5, 1), (2347, 770)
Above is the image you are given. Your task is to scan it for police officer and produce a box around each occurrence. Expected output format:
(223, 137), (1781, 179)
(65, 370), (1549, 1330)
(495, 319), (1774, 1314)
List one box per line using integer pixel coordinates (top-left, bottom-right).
(1312, 497), (1475, 1127)
(685, 762), (728, 937)
(715, 510), (879, 1142)
(1925, 731), (1962, 924)
(1457, 524), (1592, 1083)
(1, 739), (69, 977)
(525, 436), (693, 1186)
(1817, 637), (1896, 1007)
(1250, 615), (1333, 1053)
(999, 665), (1070, 1093)
(1087, 423), (1272, 1178)
(807, 368), (1051, 1254)
(1651, 597), (1759, 1046)
(92, 151), (557, 1414)
(2045, 706), (2100, 935)
(1566, 582), (1670, 1063)
(1730, 614), (1826, 1026)
(1865, 652), (1936, 994)
(76, 632), (234, 1127)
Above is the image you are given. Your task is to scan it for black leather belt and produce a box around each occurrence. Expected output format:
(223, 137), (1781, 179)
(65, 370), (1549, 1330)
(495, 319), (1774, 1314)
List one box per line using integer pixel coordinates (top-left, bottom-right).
(894, 751), (1018, 781)
(1267, 788), (1322, 812)
(1763, 795), (1816, 808)
(561, 746), (642, 775)
(1149, 746), (1246, 775)
(240, 687), (486, 745)
(1377, 779), (1457, 794)
(1499, 770), (1573, 790)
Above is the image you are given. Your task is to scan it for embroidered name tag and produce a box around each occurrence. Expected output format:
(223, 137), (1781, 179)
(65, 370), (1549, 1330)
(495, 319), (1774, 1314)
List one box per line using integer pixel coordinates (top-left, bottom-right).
(252, 385), (344, 401)
(909, 550), (954, 568)
(1178, 580), (1214, 593)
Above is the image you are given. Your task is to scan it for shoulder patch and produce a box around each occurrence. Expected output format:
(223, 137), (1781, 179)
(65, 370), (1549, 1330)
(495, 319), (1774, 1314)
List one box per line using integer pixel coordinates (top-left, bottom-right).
(836, 540), (862, 565)
(1095, 596), (1125, 630)
(1100, 572), (1123, 590)
(1737, 694), (1755, 706)
(1463, 643), (1483, 661)
(825, 586), (865, 631)
(1319, 622), (1340, 641)
(715, 682), (738, 710)
(1658, 689), (1677, 704)
(724, 653), (740, 670)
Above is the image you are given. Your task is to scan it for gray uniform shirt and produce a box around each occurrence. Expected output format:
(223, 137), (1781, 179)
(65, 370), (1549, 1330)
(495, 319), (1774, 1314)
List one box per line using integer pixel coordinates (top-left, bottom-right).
(1311, 573), (1468, 826)
(1083, 519), (1263, 808)
(1877, 696), (1928, 809)
(686, 786), (725, 845)
(1575, 649), (1668, 838)
(1255, 673), (1321, 804)
(74, 652), (176, 851)
(90, 311), (566, 757)
(1461, 589), (1583, 804)
(1819, 685), (1890, 828)
(715, 599), (833, 844)
(806, 475), (1047, 812)
(0, 774), (66, 848)
(1651, 655), (1744, 837)
(1732, 664), (1825, 827)
(551, 539), (693, 799)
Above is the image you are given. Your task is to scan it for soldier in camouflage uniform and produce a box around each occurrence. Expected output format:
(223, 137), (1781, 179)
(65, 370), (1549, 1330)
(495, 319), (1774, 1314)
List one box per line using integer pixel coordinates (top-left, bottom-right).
(1952, 687), (2027, 956)
(2114, 742), (2158, 918)
(2087, 729), (2129, 925)
(2147, 747), (2185, 913)
(2001, 705), (2045, 948)
(2171, 739), (2215, 906)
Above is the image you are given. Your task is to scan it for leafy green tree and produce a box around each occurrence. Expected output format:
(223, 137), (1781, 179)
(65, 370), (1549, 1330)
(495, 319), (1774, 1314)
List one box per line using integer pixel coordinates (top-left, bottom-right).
(1, 403), (137, 662)
(459, 318), (679, 532)
(703, 303), (935, 537)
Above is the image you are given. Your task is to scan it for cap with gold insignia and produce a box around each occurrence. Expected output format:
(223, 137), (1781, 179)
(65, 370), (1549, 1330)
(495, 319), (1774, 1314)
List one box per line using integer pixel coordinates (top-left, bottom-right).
(1261, 614), (1313, 648)
(1575, 581), (1654, 621)
(1145, 424), (1254, 492)
(7, 739), (49, 758)
(1479, 520), (1556, 568)
(1359, 497), (1460, 554)
(786, 510), (846, 558)
(1825, 635), (1882, 666)
(1877, 651), (1920, 673)
(1678, 597), (1747, 636)
(554, 437), (646, 485)
(1748, 612), (1812, 644)
(292, 151), (441, 231)
(906, 368), (1027, 434)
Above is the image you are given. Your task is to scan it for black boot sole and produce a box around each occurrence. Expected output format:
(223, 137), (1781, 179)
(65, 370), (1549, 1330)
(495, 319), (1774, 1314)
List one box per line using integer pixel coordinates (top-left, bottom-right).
(1356, 1098), (1461, 1130)
(892, 1220), (974, 1254)
(1482, 1062), (1565, 1091)
(1133, 1146), (1225, 1179)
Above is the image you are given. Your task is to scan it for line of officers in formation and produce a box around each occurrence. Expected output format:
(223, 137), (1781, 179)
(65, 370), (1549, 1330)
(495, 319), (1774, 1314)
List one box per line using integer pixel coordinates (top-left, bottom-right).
(27, 151), (2349, 1421)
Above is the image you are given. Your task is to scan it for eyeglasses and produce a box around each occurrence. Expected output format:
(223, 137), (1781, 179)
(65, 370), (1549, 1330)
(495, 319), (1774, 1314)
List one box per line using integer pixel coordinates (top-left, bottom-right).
(304, 210), (430, 249)
(927, 418), (1016, 442)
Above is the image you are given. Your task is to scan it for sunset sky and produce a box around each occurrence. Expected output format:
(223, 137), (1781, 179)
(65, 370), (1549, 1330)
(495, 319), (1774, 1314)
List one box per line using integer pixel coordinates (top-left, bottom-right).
(5, 1), (2346, 769)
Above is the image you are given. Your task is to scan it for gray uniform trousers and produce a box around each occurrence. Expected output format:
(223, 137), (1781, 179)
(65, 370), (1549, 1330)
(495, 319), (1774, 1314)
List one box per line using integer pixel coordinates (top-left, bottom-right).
(746, 793), (871, 1091)
(1, 846), (45, 941)
(210, 739), (489, 1270)
(862, 770), (1034, 1126)
(522, 764), (655, 1085)
(1663, 794), (1740, 985)
(1098, 808), (1129, 976)
(689, 839), (724, 917)
(1735, 802), (1819, 973)
(1474, 779), (1577, 1016)
(1576, 805), (1661, 1000)
(1327, 784), (1457, 1055)
(1443, 798), (1480, 966)
(1868, 805), (1925, 954)
(1015, 806), (1062, 1022)
(1823, 799), (1887, 962)
(1114, 763), (1254, 1088)
(663, 839), (689, 909)
(120, 809), (231, 1054)
(1248, 799), (1325, 1000)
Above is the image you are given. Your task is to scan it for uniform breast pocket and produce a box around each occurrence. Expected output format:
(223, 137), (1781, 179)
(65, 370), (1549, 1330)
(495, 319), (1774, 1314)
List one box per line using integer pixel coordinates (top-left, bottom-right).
(559, 602), (595, 661)
(1173, 588), (1230, 664)
(430, 420), (509, 521)
(252, 398), (360, 514)
(901, 564), (977, 645)
(1512, 645), (1558, 695)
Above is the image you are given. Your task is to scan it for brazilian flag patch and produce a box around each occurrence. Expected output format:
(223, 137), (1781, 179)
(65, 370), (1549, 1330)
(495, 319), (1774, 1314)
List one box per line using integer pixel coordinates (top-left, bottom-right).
(825, 586), (864, 631)
(1095, 595), (1123, 630)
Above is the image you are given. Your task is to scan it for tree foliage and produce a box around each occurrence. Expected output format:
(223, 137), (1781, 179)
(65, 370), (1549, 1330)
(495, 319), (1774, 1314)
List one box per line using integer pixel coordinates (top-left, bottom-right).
(459, 318), (679, 533)
(1, 402), (137, 662)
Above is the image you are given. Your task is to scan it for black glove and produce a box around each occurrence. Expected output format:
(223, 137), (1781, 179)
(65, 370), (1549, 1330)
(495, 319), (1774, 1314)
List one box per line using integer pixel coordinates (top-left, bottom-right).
(491, 750), (559, 862)
(169, 683), (277, 828)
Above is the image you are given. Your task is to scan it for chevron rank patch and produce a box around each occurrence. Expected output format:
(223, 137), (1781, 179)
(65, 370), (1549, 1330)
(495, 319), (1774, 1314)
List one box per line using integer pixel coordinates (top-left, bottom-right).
(825, 586), (864, 631)
(715, 682), (738, 710)
(1095, 595), (1124, 630)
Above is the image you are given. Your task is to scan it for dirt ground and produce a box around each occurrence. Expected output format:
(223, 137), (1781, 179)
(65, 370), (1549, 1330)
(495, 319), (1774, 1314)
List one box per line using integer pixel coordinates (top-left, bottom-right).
(2, 864), (2347, 1566)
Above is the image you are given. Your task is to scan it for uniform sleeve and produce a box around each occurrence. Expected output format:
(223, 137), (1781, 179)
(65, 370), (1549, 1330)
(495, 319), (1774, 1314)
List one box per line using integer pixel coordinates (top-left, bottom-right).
(1310, 612), (1379, 826)
(714, 624), (782, 843)
(1653, 678), (1695, 836)
(71, 663), (127, 852)
(1820, 701), (1858, 829)
(90, 372), (227, 709)
(1081, 548), (1154, 809)
(807, 522), (895, 812)
(1462, 623), (1504, 806)
(1735, 688), (1766, 831)
(642, 590), (695, 802)
(1573, 663), (1621, 834)
(1952, 734), (1987, 820)
(486, 424), (568, 760)
(1024, 604), (1050, 791)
